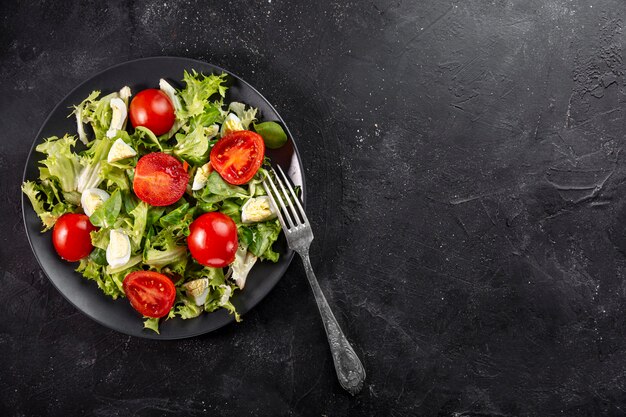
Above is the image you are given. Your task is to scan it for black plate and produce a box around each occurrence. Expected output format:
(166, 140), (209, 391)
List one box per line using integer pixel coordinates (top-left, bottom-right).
(22, 57), (305, 340)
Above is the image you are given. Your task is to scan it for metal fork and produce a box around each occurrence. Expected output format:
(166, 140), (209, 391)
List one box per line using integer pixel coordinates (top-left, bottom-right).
(263, 166), (366, 395)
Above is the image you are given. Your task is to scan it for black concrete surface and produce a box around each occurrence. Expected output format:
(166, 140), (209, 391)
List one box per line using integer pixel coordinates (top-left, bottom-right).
(2, 0), (626, 416)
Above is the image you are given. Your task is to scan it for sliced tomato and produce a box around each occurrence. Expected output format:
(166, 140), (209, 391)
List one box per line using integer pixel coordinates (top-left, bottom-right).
(123, 271), (176, 318)
(133, 153), (189, 206)
(210, 130), (265, 185)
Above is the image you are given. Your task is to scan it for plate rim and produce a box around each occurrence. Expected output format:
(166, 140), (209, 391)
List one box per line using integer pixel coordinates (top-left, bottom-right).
(21, 56), (306, 340)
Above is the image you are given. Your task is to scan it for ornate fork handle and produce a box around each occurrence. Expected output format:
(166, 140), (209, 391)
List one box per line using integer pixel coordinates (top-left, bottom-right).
(300, 251), (366, 395)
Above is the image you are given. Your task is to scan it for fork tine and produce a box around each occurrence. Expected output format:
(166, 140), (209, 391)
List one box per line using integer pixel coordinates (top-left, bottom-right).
(262, 181), (289, 229)
(276, 165), (308, 224)
(271, 167), (302, 226)
(264, 174), (295, 228)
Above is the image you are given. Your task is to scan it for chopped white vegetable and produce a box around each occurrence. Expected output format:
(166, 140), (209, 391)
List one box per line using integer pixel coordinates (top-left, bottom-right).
(241, 196), (277, 224)
(80, 188), (110, 217)
(106, 98), (128, 138)
(219, 284), (232, 306)
(118, 86), (132, 130)
(159, 79), (182, 111)
(192, 162), (212, 191)
(206, 123), (219, 138)
(107, 138), (137, 163)
(76, 161), (102, 193)
(221, 113), (244, 136)
(76, 106), (88, 145)
(106, 229), (131, 268)
(106, 255), (142, 275)
(184, 278), (210, 306)
(159, 79), (183, 139)
(228, 102), (257, 129)
(119, 86), (131, 102)
(231, 245), (258, 289)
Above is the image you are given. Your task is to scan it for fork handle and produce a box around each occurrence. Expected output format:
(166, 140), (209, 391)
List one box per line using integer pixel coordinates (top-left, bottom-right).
(299, 252), (366, 395)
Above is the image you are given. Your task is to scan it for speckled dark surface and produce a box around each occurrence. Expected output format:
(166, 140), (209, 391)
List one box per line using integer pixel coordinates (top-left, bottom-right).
(2, 0), (626, 416)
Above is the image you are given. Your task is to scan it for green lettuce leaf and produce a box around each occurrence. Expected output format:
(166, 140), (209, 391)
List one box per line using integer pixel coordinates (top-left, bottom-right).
(144, 244), (187, 269)
(122, 190), (139, 215)
(147, 206), (166, 228)
(76, 136), (114, 193)
(36, 135), (81, 192)
(89, 189), (122, 228)
(106, 255), (142, 274)
(100, 162), (130, 191)
(237, 225), (254, 247)
(128, 201), (149, 248)
(89, 247), (108, 265)
(219, 199), (242, 224)
(196, 171), (248, 205)
(228, 102), (257, 130)
(196, 202), (219, 213)
(74, 91), (118, 140)
(173, 126), (209, 165)
(176, 297), (203, 319)
(184, 266), (225, 283)
(248, 219), (281, 262)
(176, 267), (240, 321)
(143, 317), (160, 334)
(143, 225), (188, 269)
(131, 126), (163, 151)
(178, 70), (228, 120)
(159, 202), (191, 228)
(190, 103), (224, 130)
(37, 178), (64, 206)
(204, 283), (240, 321)
(90, 228), (109, 250)
(21, 181), (71, 231)
(76, 258), (124, 299)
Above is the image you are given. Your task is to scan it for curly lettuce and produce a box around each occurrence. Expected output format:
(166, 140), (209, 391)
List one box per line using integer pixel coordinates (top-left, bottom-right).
(177, 70), (228, 120)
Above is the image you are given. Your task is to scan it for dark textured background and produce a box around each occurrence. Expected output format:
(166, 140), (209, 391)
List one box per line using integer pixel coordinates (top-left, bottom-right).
(1, 0), (626, 416)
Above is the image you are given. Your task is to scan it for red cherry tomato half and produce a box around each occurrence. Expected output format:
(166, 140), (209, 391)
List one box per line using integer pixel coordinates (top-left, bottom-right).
(129, 89), (175, 136)
(123, 271), (176, 318)
(52, 213), (97, 262)
(210, 130), (265, 185)
(188, 212), (238, 268)
(133, 152), (189, 206)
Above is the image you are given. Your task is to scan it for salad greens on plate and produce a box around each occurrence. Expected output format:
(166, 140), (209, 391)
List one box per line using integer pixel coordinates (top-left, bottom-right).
(22, 70), (290, 333)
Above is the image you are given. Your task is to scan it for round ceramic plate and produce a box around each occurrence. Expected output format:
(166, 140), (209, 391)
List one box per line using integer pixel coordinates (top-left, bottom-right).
(22, 57), (305, 339)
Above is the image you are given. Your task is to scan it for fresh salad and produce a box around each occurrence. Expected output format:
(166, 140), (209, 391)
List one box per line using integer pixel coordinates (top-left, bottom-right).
(22, 70), (291, 333)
